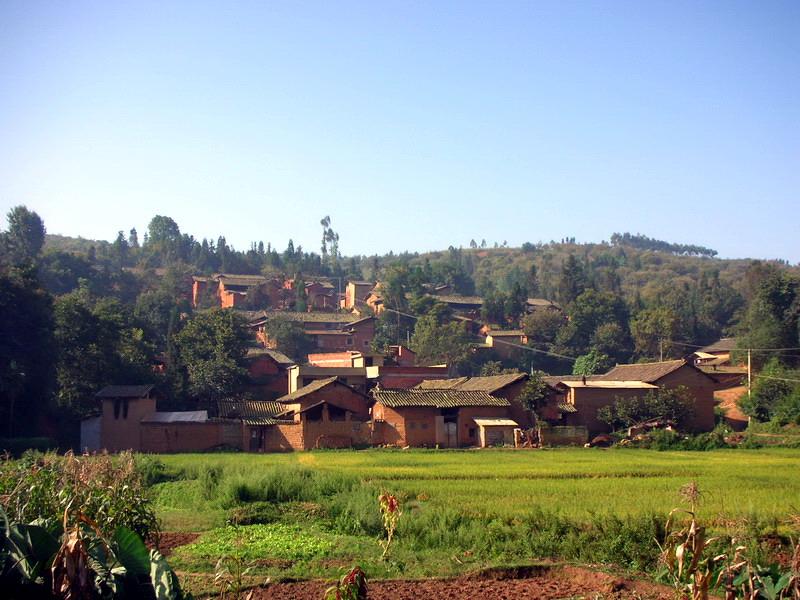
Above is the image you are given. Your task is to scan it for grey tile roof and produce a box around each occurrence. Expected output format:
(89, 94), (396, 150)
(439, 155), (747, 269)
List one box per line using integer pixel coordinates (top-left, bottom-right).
(374, 389), (510, 408)
(217, 399), (284, 420)
(416, 373), (527, 393)
(595, 360), (687, 383)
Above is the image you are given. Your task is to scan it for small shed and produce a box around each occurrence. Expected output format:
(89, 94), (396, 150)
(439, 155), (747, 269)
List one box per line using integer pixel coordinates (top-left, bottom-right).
(473, 417), (519, 447)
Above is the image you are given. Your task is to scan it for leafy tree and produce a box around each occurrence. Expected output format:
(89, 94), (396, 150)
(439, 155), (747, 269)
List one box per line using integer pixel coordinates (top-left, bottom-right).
(173, 309), (250, 408)
(557, 254), (586, 305)
(737, 359), (800, 423)
(527, 264), (539, 297)
(572, 348), (612, 376)
(264, 316), (315, 362)
(410, 314), (471, 372)
(1, 206), (46, 267)
(517, 372), (549, 415)
(54, 288), (155, 417)
(631, 306), (681, 359)
(738, 272), (799, 368)
(0, 271), (54, 435)
(597, 386), (695, 431)
(504, 282), (527, 323)
(556, 289), (631, 359)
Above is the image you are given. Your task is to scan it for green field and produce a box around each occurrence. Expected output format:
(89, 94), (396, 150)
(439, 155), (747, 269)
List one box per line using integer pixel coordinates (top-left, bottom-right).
(150, 448), (800, 587)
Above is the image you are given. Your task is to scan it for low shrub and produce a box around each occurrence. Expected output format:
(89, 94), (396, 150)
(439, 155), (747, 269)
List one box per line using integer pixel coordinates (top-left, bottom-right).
(228, 501), (281, 525)
(0, 451), (159, 542)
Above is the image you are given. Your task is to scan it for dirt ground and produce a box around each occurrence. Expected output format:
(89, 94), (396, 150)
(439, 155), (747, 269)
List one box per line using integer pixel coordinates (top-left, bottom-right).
(254, 565), (674, 600)
(156, 531), (200, 557)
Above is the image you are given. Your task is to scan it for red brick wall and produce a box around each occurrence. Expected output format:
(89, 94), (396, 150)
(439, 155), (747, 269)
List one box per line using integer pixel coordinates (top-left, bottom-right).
(373, 404), (438, 447)
(351, 320), (375, 352)
(100, 397), (156, 452)
(140, 421), (240, 453)
(261, 423), (304, 451)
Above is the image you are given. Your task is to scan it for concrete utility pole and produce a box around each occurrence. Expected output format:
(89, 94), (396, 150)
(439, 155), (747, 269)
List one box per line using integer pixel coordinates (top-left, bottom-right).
(747, 349), (752, 399)
(659, 338), (664, 362)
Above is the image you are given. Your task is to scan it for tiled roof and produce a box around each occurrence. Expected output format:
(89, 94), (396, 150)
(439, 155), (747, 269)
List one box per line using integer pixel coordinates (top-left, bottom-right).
(559, 380), (658, 389)
(596, 360), (687, 383)
(698, 338), (737, 353)
(218, 274), (269, 286)
(428, 295), (484, 306)
(526, 298), (561, 309)
(217, 399), (284, 420)
(95, 385), (155, 398)
(542, 375), (590, 386)
(276, 376), (343, 402)
(261, 311), (359, 324)
(245, 348), (295, 366)
(374, 389), (510, 408)
(416, 373), (527, 393)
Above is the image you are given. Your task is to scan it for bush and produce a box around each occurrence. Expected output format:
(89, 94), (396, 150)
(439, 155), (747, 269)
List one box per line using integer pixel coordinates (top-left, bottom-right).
(0, 451), (159, 542)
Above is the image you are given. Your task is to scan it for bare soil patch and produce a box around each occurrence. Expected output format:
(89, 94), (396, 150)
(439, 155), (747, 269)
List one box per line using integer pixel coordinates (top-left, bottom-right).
(254, 565), (673, 600)
(156, 532), (200, 557)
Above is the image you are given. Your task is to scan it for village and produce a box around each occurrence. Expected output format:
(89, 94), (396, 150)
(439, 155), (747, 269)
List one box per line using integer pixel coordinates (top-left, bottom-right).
(82, 273), (744, 454)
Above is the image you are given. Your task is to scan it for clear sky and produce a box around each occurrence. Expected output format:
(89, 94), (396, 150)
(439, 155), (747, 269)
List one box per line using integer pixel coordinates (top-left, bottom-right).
(1, 1), (798, 262)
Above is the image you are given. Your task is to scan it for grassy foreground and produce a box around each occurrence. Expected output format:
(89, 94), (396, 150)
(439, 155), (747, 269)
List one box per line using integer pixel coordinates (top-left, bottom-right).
(148, 448), (800, 588)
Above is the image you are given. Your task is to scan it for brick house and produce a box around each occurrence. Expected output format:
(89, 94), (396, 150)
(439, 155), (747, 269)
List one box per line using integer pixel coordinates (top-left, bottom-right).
(595, 359), (719, 432)
(92, 385), (239, 453)
(416, 373), (537, 427)
(219, 378), (374, 451)
(484, 330), (529, 360)
(192, 274), (288, 310)
(553, 380), (659, 435)
(307, 351), (386, 368)
(343, 281), (376, 311)
(250, 312), (374, 353)
(244, 348), (296, 398)
(372, 388), (513, 448)
(426, 294), (484, 319)
(305, 281), (338, 310)
(288, 366), (372, 394)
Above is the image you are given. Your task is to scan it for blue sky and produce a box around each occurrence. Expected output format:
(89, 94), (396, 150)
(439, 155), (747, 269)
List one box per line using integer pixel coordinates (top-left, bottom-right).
(1, 1), (798, 262)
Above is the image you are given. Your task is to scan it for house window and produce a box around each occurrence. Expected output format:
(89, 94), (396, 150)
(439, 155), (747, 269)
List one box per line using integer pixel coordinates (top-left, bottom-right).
(346, 338), (353, 346)
(363, 340), (369, 347)
(469, 428), (476, 438)
(408, 422), (417, 430)
(421, 423), (429, 430)
(113, 400), (121, 419)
